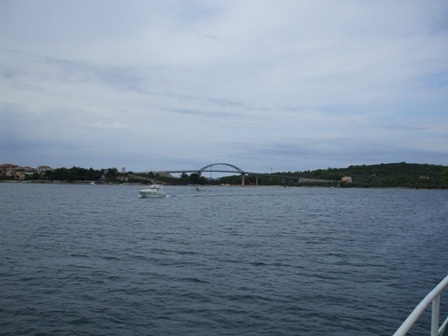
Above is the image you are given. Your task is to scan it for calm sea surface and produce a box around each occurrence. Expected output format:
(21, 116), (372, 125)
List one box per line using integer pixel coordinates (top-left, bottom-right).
(1, 183), (447, 335)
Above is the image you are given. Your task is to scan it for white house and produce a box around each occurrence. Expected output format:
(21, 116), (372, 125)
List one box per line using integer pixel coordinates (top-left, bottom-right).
(341, 176), (352, 183)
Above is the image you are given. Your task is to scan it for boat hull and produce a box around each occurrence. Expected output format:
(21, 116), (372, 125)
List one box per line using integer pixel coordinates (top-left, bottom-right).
(139, 191), (166, 198)
(139, 186), (166, 198)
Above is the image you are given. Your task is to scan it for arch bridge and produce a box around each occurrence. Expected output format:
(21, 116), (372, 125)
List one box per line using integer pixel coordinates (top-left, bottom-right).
(152, 162), (300, 186)
(198, 163), (245, 175)
(165, 163), (254, 185)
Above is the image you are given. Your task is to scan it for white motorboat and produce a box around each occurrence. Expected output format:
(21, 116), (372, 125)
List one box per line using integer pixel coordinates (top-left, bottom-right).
(139, 185), (166, 198)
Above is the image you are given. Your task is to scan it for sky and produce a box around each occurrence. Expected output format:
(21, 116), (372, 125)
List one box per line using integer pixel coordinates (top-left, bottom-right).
(1, 0), (448, 174)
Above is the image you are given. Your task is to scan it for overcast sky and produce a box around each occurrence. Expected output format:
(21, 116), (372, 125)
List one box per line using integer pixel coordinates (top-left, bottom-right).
(1, 1), (447, 174)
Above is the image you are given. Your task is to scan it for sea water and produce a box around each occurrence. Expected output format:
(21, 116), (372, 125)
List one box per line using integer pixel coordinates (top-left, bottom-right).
(1, 183), (447, 335)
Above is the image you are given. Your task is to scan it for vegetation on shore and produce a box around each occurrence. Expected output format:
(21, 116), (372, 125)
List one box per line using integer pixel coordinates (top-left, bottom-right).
(1, 162), (447, 189)
(282, 162), (448, 189)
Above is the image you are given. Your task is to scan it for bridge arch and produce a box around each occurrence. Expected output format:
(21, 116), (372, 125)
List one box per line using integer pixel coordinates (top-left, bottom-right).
(198, 163), (245, 174)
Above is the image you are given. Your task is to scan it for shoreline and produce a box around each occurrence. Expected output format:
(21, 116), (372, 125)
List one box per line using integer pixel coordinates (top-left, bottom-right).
(1, 180), (447, 190)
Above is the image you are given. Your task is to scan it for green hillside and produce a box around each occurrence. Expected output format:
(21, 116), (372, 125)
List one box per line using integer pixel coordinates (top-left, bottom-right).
(292, 162), (448, 189)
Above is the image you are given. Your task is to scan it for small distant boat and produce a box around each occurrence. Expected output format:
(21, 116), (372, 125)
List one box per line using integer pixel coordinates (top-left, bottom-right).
(139, 185), (166, 198)
(196, 187), (201, 191)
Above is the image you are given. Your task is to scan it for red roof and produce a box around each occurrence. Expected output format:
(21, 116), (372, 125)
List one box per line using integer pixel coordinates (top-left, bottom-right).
(0, 164), (19, 168)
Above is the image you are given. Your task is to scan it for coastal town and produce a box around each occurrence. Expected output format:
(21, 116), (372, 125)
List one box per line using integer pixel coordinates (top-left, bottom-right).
(0, 163), (132, 184)
(0, 163), (53, 181)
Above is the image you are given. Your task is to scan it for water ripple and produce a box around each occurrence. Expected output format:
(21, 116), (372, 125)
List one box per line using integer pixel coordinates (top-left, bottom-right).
(0, 185), (447, 335)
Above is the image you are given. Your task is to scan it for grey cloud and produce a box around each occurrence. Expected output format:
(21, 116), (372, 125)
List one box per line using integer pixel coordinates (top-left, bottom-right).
(1, 1), (448, 171)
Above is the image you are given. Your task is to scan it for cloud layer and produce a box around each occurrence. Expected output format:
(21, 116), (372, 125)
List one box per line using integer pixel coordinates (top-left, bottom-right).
(1, 0), (448, 172)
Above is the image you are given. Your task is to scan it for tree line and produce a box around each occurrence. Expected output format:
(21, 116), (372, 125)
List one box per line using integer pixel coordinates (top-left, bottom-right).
(0, 166), (119, 183)
(277, 162), (448, 189)
(3, 162), (448, 188)
(137, 162), (448, 188)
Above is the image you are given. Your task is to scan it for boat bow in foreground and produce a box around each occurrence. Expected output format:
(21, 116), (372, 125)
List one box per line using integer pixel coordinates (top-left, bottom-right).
(393, 274), (448, 336)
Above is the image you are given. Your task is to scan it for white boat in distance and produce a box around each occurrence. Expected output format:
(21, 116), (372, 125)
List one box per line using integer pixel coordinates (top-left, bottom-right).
(139, 185), (166, 198)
